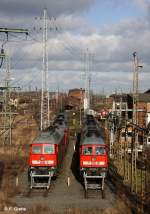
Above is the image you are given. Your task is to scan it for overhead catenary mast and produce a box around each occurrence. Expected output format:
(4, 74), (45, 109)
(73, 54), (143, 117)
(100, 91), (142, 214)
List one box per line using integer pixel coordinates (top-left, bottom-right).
(0, 52), (20, 145)
(0, 53), (12, 145)
(0, 27), (28, 145)
(84, 50), (92, 114)
(41, 9), (49, 130)
(131, 52), (143, 193)
(132, 52), (143, 125)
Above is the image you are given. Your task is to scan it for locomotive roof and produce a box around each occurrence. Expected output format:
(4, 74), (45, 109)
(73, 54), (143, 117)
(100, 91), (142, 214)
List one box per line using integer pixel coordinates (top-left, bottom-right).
(54, 115), (68, 127)
(80, 134), (105, 146)
(32, 128), (64, 145)
(56, 112), (68, 121)
(58, 112), (65, 116)
(82, 123), (101, 134)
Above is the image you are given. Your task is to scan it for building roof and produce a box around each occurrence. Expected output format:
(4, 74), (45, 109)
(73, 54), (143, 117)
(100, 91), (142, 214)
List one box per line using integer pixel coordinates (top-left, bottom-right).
(109, 94), (129, 102)
(68, 88), (85, 93)
(138, 93), (150, 102)
(110, 93), (150, 103)
(144, 89), (150, 94)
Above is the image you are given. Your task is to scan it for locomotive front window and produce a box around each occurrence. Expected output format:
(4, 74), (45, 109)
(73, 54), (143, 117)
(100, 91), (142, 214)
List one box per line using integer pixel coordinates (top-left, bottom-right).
(95, 147), (105, 155)
(83, 147), (92, 155)
(32, 145), (42, 154)
(44, 145), (54, 154)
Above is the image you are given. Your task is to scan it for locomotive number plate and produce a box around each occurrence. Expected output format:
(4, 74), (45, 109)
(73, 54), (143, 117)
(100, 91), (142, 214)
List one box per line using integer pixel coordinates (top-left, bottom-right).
(40, 161), (45, 164)
(91, 162), (96, 165)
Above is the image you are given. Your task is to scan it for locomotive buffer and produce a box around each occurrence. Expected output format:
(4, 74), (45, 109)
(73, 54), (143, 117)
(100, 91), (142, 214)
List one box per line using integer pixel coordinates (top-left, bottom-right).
(83, 166), (106, 198)
(30, 170), (54, 189)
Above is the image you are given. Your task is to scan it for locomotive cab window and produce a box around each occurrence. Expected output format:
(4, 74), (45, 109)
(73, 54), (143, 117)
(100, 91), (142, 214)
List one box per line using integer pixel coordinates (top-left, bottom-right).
(95, 147), (105, 155)
(83, 147), (92, 155)
(44, 145), (55, 154)
(32, 145), (42, 154)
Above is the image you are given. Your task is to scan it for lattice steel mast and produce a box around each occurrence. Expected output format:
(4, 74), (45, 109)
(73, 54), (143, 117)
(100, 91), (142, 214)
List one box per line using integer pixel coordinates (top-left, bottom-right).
(40, 9), (49, 130)
(0, 28), (28, 145)
(84, 50), (92, 114)
(131, 52), (143, 192)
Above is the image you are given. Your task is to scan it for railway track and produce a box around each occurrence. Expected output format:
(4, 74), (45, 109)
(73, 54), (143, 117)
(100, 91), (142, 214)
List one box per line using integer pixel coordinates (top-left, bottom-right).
(84, 188), (104, 199)
(21, 182), (55, 198)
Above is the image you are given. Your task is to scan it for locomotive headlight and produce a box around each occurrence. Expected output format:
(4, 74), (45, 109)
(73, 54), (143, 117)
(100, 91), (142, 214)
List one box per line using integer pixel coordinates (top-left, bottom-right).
(96, 161), (105, 165)
(83, 161), (92, 165)
(46, 160), (54, 164)
(32, 160), (40, 164)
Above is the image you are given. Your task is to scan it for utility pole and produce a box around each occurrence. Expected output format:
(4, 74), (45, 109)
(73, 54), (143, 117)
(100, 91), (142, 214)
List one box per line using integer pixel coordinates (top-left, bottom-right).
(131, 52), (143, 192)
(80, 88), (83, 126)
(40, 9), (49, 130)
(84, 50), (93, 114)
(132, 52), (143, 123)
(109, 100), (116, 158)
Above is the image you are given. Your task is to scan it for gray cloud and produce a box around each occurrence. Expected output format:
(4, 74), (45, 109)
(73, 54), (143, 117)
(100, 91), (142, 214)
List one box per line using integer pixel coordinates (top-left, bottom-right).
(0, 0), (150, 94)
(7, 22), (150, 74)
(0, 0), (95, 17)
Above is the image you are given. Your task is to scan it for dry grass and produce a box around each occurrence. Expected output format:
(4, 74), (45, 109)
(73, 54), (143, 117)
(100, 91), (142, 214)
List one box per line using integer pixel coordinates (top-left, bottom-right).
(12, 114), (39, 145)
(0, 114), (39, 212)
(25, 200), (131, 214)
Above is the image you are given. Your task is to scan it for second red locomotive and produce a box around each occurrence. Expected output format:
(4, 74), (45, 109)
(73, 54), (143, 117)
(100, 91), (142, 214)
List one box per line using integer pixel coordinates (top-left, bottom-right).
(28, 112), (69, 189)
(79, 114), (108, 198)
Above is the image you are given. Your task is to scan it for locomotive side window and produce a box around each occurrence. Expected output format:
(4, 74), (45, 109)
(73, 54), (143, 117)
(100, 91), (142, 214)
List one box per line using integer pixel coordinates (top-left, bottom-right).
(44, 145), (54, 154)
(95, 147), (105, 155)
(83, 147), (92, 155)
(32, 145), (42, 154)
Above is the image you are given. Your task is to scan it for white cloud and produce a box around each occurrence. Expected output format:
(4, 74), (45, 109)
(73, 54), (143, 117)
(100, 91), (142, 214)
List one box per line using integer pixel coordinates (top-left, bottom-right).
(0, 0), (150, 94)
(137, 0), (150, 10)
(3, 21), (149, 94)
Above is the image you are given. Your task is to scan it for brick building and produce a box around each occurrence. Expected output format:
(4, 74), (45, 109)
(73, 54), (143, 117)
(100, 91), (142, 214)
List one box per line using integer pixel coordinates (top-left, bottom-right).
(67, 88), (85, 109)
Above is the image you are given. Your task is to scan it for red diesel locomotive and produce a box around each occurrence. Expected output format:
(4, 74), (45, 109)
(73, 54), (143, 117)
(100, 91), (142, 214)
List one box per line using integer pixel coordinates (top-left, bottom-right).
(79, 115), (108, 198)
(28, 113), (69, 189)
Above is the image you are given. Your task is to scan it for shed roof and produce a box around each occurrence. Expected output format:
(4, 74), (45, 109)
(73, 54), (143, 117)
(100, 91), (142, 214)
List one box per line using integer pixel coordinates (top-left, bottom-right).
(138, 94), (150, 102)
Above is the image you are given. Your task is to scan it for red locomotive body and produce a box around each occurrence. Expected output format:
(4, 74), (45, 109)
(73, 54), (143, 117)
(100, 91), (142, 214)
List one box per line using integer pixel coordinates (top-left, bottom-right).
(79, 114), (108, 198)
(29, 143), (57, 167)
(28, 112), (69, 189)
(80, 132), (108, 175)
(80, 144), (108, 169)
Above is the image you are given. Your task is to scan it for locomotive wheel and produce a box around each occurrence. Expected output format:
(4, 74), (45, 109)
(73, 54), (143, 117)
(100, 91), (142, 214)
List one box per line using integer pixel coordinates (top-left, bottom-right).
(102, 190), (105, 199)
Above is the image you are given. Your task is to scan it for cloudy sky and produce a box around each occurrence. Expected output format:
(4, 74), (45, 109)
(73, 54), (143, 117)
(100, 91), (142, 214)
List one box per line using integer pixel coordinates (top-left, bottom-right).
(0, 0), (150, 94)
